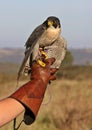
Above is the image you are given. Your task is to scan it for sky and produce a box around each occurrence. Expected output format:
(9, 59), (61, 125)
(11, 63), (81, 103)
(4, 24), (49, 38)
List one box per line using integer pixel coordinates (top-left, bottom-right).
(0, 0), (92, 49)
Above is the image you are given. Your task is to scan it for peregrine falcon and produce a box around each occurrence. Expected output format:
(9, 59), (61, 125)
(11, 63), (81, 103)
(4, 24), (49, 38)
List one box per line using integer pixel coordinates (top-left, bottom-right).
(18, 16), (67, 80)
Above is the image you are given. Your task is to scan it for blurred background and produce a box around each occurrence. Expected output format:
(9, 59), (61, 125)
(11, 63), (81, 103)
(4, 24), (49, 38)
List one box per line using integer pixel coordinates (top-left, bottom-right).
(0, 0), (92, 130)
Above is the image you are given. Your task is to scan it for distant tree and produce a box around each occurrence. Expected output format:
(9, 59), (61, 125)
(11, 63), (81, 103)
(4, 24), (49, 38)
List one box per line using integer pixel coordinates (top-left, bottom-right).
(61, 50), (74, 66)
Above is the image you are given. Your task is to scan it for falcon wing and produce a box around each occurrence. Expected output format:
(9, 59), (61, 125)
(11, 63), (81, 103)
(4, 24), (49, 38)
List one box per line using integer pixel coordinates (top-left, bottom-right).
(25, 24), (45, 48)
(44, 36), (67, 68)
(18, 24), (45, 80)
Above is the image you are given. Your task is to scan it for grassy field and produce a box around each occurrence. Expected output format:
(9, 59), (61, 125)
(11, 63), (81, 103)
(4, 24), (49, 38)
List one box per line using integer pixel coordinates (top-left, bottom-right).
(0, 64), (92, 130)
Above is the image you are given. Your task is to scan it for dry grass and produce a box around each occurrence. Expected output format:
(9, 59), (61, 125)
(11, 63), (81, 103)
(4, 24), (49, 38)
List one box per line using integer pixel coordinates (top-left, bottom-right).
(0, 77), (92, 130)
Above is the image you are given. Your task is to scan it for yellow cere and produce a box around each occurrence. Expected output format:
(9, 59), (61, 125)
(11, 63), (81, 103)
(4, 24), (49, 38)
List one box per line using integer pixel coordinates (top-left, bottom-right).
(48, 21), (53, 26)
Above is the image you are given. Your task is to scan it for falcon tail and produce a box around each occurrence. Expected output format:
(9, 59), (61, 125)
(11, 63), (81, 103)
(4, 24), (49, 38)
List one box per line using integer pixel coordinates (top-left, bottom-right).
(17, 49), (31, 81)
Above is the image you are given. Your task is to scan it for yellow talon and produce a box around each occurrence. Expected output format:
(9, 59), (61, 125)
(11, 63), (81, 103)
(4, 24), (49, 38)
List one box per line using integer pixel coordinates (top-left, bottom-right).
(38, 60), (46, 67)
(40, 50), (48, 59)
(37, 50), (48, 67)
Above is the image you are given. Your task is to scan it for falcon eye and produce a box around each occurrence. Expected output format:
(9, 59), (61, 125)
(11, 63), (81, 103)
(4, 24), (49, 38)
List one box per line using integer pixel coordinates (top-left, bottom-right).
(48, 21), (53, 26)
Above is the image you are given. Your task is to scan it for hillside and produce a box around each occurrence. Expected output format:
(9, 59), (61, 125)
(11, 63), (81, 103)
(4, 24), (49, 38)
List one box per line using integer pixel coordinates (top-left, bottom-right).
(0, 48), (24, 64)
(0, 48), (92, 65)
(71, 49), (92, 65)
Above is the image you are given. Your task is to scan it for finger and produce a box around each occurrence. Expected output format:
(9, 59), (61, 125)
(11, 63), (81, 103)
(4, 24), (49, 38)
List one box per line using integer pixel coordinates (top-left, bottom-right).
(49, 75), (56, 80)
(45, 58), (55, 66)
(50, 68), (58, 74)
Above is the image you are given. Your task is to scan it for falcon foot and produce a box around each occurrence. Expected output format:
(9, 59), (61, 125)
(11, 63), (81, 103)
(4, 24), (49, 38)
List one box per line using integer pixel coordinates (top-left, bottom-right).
(38, 50), (48, 67)
(24, 65), (31, 76)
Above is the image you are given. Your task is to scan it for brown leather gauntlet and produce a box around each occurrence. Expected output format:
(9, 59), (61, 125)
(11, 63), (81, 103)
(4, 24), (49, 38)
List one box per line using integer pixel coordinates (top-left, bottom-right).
(10, 58), (57, 125)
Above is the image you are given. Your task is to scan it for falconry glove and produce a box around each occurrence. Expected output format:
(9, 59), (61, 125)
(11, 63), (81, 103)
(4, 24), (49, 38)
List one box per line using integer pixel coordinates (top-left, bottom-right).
(10, 58), (57, 125)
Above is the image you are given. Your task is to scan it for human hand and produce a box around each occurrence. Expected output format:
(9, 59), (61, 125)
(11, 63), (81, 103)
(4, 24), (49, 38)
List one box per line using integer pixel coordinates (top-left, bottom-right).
(31, 58), (58, 84)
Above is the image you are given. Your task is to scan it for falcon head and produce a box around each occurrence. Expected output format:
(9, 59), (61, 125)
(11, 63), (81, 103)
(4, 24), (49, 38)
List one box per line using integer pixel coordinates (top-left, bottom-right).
(43, 16), (61, 29)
